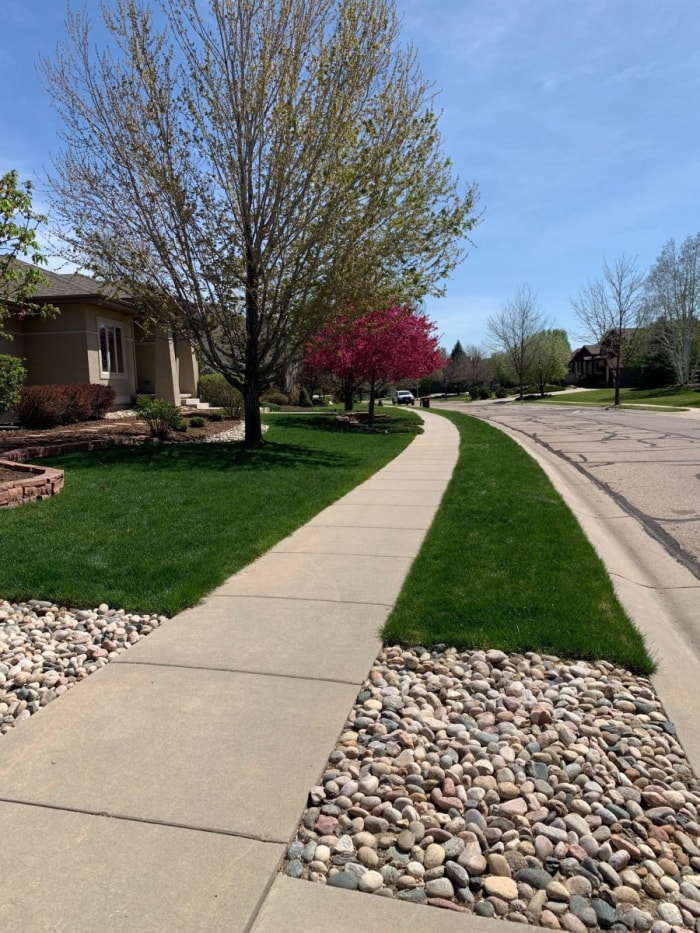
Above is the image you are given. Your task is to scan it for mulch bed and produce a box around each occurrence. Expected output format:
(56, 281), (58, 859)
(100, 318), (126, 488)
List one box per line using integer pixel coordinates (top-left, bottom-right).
(0, 413), (240, 456)
(0, 467), (29, 483)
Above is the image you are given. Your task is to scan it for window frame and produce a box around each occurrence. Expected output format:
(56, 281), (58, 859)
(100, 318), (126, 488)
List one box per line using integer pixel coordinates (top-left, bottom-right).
(98, 318), (127, 379)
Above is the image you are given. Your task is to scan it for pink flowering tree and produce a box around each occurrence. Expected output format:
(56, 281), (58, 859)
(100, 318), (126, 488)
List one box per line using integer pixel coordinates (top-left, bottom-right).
(306, 306), (443, 426)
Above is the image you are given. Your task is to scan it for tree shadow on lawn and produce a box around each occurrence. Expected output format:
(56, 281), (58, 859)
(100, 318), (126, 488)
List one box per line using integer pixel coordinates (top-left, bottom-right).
(37, 412), (420, 473)
(629, 385), (700, 400)
(41, 439), (354, 474)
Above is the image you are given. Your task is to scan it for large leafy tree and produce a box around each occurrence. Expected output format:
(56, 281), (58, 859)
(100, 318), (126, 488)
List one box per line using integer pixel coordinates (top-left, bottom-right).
(529, 328), (571, 396)
(645, 233), (700, 385)
(0, 170), (54, 328)
(571, 254), (647, 405)
(305, 305), (442, 425)
(43, 0), (479, 444)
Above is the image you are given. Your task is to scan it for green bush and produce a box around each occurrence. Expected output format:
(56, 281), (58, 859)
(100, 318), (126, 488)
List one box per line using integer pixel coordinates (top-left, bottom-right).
(297, 387), (312, 407)
(0, 355), (26, 413)
(260, 389), (289, 406)
(189, 416), (206, 428)
(478, 386), (492, 400)
(495, 387), (509, 398)
(208, 411), (225, 422)
(199, 373), (243, 419)
(135, 395), (182, 439)
(469, 385), (479, 401)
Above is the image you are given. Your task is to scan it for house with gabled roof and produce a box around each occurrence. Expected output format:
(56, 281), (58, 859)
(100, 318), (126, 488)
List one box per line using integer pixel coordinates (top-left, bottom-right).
(568, 329), (641, 388)
(568, 343), (605, 385)
(0, 263), (198, 406)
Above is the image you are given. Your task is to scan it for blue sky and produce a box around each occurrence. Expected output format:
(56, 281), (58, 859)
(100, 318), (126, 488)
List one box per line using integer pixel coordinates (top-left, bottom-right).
(3, 1), (700, 352)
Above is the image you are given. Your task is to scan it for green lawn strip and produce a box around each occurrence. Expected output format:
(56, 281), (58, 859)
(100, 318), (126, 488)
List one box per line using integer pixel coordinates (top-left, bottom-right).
(0, 410), (420, 615)
(534, 385), (700, 409)
(383, 411), (654, 674)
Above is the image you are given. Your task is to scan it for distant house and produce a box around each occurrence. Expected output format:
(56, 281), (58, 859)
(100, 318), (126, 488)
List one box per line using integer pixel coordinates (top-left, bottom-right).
(568, 344), (605, 386)
(568, 330), (639, 388)
(0, 264), (198, 406)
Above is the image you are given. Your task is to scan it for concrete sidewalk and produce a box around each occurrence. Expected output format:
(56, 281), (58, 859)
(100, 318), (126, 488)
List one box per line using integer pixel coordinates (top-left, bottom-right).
(2, 404), (698, 932)
(0, 410), (524, 932)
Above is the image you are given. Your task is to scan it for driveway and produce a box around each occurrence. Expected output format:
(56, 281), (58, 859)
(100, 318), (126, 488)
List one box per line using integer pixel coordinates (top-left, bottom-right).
(433, 397), (700, 579)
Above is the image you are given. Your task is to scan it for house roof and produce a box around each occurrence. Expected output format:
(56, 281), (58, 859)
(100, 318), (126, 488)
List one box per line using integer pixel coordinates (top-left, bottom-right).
(569, 344), (601, 360)
(1, 259), (130, 306)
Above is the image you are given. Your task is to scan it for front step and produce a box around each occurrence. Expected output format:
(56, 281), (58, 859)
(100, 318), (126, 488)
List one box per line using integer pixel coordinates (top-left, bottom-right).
(180, 395), (211, 410)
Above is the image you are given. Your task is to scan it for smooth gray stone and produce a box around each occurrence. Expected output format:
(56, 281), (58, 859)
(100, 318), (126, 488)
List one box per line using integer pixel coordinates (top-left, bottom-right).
(327, 872), (357, 890)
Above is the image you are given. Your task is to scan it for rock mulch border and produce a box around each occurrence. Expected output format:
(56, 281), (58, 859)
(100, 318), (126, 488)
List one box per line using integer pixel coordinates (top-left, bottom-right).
(283, 645), (700, 932)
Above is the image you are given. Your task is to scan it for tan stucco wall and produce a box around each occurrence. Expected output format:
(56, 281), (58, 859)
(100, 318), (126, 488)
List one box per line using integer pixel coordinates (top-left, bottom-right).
(176, 337), (199, 396)
(7, 302), (137, 404)
(0, 322), (25, 359)
(20, 306), (91, 385)
(134, 324), (156, 395)
(5, 301), (197, 408)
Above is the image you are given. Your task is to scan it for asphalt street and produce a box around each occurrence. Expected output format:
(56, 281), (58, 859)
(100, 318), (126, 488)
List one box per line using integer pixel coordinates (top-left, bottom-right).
(433, 397), (700, 580)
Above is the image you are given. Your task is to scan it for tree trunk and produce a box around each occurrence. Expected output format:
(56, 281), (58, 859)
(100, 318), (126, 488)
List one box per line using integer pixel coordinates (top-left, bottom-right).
(343, 377), (354, 412)
(368, 379), (376, 427)
(243, 385), (263, 446)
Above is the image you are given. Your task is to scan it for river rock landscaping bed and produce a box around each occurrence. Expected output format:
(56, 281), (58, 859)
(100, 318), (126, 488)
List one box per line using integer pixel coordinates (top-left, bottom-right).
(0, 598), (168, 733)
(284, 645), (700, 932)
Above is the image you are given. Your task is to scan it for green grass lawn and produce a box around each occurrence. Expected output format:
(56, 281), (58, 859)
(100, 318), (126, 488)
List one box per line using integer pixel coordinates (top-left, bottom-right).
(383, 410), (654, 673)
(536, 385), (700, 409)
(0, 411), (420, 615)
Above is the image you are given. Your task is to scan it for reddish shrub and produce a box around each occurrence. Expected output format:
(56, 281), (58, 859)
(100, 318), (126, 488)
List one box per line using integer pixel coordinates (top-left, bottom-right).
(18, 384), (117, 428)
(84, 384), (116, 418)
(63, 384), (94, 423)
(17, 386), (68, 428)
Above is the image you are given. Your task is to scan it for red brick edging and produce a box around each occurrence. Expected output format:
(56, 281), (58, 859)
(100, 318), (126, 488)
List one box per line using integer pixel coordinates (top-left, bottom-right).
(0, 460), (65, 508)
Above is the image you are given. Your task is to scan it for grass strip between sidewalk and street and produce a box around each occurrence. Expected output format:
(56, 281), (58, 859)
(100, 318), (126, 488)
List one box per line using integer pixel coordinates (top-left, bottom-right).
(383, 410), (655, 674)
(532, 385), (700, 409)
(0, 411), (419, 616)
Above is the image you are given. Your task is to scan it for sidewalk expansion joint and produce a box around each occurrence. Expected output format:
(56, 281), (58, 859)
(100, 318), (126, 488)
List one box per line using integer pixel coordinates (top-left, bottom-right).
(269, 548), (409, 558)
(209, 593), (393, 608)
(117, 658), (366, 686)
(0, 797), (289, 845)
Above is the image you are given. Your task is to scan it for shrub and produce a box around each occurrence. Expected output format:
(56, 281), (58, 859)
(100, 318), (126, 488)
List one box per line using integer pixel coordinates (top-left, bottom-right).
(468, 385), (479, 401)
(199, 373), (244, 419)
(189, 416), (206, 428)
(0, 355), (26, 414)
(260, 389), (289, 406)
(297, 387), (312, 407)
(17, 383), (116, 428)
(478, 386), (492, 400)
(82, 384), (116, 418)
(17, 386), (67, 428)
(134, 395), (182, 439)
(495, 386), (509, 398)
(208, 411), (225, 422)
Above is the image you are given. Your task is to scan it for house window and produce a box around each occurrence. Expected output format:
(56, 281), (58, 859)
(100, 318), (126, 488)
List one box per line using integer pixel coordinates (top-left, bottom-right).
(98, 321), (125, 377)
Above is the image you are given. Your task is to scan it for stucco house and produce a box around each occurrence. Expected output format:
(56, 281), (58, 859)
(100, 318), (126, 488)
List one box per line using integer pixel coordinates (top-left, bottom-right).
(0, 264), (198, 406)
